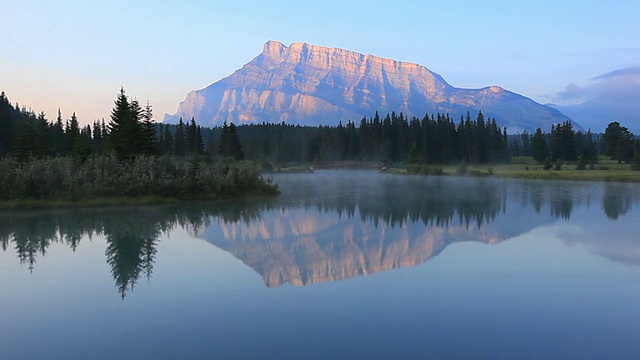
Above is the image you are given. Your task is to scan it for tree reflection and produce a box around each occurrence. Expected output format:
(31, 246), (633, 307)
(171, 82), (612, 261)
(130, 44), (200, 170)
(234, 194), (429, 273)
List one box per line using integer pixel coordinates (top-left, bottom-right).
(0, 176), (638, 293)
(103, 217), (161, 299)
(0, 201), (272, 298)
(602, 183), (636, 220)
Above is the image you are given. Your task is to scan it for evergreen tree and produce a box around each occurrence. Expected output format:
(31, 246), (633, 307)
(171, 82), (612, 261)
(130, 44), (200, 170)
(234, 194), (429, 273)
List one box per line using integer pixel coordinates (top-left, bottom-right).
(12, 114), (37, 161)
(161, 124), (174, 155)
(50, 109), (66, 156)
(65, 112), (81, 157)
(186, 117), (197, 154)
(107, 88), (143, 160)
(408, 143), (420, 165)
(531, 128), (549, 163)
(631, 140), (640, 171)
(603, 121), (635, 163)
(227, 122), (244, 160)
(581, 129), (597, 165)
(92, 119), (106, 154)
(140, 100), (158, 155)
(174, 118), (186, 156)
(34, 112), (51, 157)
(0, 92), (13, 156)
(218, 122), (244, 160)
(195, 125), (205, 155)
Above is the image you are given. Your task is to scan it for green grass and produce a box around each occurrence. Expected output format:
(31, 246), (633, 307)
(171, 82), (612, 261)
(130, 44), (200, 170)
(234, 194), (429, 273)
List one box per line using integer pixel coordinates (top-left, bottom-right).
(266, 166), (314, 173)
(393, 156), (640, 183)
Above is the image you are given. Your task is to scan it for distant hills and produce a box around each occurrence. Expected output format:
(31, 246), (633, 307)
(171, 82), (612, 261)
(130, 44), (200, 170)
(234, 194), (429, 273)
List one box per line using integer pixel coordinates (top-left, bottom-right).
(165, 40), (578, 133)
(549, 66), (640, 134)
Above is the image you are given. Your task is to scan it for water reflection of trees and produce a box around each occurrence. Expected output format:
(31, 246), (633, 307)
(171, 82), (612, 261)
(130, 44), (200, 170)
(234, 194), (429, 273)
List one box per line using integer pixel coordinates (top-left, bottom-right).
(602, 183), (636, 220)
(1, 177), (639, 294)
(515, 180), (639, 221)
(286, 176), (508, 229)
(0, 201), (271, 298)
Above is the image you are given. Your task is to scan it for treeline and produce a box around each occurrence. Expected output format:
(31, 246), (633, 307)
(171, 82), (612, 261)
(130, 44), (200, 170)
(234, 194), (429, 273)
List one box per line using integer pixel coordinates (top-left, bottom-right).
(233, 111), (510, 165)
(3, 89), (638, 172)
(0, 90), (213, 161)
(2, 92), (511, 166)
(0, 90), (275, 201)
(510, 121), (640, 168)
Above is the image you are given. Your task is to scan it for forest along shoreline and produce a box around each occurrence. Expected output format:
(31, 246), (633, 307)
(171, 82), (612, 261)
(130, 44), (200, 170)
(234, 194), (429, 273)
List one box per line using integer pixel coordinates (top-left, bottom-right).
(1, 87), (639, 210)
(0, 89), (278, 210)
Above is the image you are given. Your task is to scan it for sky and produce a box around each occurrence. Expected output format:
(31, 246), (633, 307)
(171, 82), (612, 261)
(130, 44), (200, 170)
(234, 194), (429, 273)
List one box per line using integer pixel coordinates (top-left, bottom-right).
(2, 0), (639, 131)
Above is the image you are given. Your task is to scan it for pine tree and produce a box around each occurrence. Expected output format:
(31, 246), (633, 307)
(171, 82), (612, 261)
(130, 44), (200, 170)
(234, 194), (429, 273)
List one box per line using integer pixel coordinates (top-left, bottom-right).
(218, 122), (244, 160)
(174, 118), (186, 156)
(228, 122), (244, 160)
(531, 128), (549, 163)
(161, 124), (174, 155)
(140, 101), (158, 155)
(66, 112), (81, 157)
(186, 117), (197, 154)
(92, 120), (105, 154)
(603, 121), (635, 163)
(0, 92), (13, 156)
(107, 88), (142, 160)
(34, 111), (51, 157)
(195, 125), (205, 155)
(12, 114), (36, 162)
(631, 140), (640, 171)
(50, 108), (66, 156)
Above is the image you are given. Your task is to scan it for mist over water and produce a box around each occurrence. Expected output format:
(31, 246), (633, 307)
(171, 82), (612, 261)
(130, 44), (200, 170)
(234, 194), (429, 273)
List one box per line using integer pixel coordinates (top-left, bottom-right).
(2, 171), (640, 359)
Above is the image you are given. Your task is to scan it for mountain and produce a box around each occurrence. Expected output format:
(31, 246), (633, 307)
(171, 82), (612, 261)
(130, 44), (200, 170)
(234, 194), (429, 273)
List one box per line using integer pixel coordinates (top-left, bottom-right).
(165, 40), (577, 133)
(192, 174), (564, 288)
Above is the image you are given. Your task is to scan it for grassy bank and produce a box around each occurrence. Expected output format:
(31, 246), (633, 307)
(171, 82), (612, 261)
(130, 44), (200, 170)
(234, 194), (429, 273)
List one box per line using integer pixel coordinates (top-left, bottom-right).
(396, 157), (640, 183)
(0, 154), (279, 209)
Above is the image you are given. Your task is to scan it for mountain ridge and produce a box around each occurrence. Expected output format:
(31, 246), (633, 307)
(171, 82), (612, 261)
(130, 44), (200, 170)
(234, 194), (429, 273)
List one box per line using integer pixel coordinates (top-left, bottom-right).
(165, 40), (578, 133)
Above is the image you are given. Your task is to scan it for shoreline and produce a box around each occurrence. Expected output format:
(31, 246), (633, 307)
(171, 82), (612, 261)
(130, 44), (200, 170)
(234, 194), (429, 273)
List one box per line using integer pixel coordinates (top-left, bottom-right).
(389, 165), (640, 183)
(0, 188), (280, 211)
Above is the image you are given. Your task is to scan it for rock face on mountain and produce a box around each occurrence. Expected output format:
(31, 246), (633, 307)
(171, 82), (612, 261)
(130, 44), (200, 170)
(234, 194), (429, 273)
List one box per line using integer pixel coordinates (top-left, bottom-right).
(165, 40), (576, 133)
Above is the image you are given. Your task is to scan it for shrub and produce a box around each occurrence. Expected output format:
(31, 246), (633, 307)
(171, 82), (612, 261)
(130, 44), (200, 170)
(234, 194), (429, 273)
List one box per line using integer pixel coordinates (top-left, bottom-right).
(457, 162), (468, 175)
(0, 155), (278, 201)
(407, 164), (421, 174)
(554, 160), (562, 171)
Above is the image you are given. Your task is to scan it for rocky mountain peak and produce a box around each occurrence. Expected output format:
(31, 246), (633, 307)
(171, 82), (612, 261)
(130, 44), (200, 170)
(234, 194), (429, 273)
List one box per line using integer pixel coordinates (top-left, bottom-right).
(261, 40), (287, 58)
(165, 41), (577, 133)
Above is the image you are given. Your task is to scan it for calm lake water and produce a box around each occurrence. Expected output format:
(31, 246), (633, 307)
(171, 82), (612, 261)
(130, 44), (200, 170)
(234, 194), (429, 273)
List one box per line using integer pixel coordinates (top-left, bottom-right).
(2, 171), (640, 359)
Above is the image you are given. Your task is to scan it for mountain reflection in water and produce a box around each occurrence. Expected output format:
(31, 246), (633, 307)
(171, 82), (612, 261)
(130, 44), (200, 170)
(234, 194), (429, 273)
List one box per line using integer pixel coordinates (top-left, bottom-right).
(1, 172), (639, 296)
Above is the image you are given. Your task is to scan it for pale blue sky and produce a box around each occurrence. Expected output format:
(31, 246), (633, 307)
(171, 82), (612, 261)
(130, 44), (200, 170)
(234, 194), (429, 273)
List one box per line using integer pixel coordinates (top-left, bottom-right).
(2, 0), (639, 126)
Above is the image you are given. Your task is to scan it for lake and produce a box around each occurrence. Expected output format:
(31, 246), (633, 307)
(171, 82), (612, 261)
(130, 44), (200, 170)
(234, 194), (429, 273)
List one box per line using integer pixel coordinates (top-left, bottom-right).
(1, 170), (640, 359)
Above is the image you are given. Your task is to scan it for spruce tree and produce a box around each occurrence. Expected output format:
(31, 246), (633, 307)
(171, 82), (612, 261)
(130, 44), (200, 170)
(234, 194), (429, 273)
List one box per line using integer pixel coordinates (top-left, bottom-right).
(0, 92), (13, 156)
(218, 122), (244, 160)
(603, 121), (635, 163)
(141, 101), (158, 155)
(162, 124), (174, 155)
(228, 122), (244, 160)
(108, 88), (142, 160)
(66, 112), (81, 157)
(174, 118), (186, 156)
(531, 128), (549, 163)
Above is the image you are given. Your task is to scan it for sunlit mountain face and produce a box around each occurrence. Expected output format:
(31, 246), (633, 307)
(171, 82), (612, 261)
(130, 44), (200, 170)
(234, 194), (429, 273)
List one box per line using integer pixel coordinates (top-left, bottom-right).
(165, 41), (576, 133)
